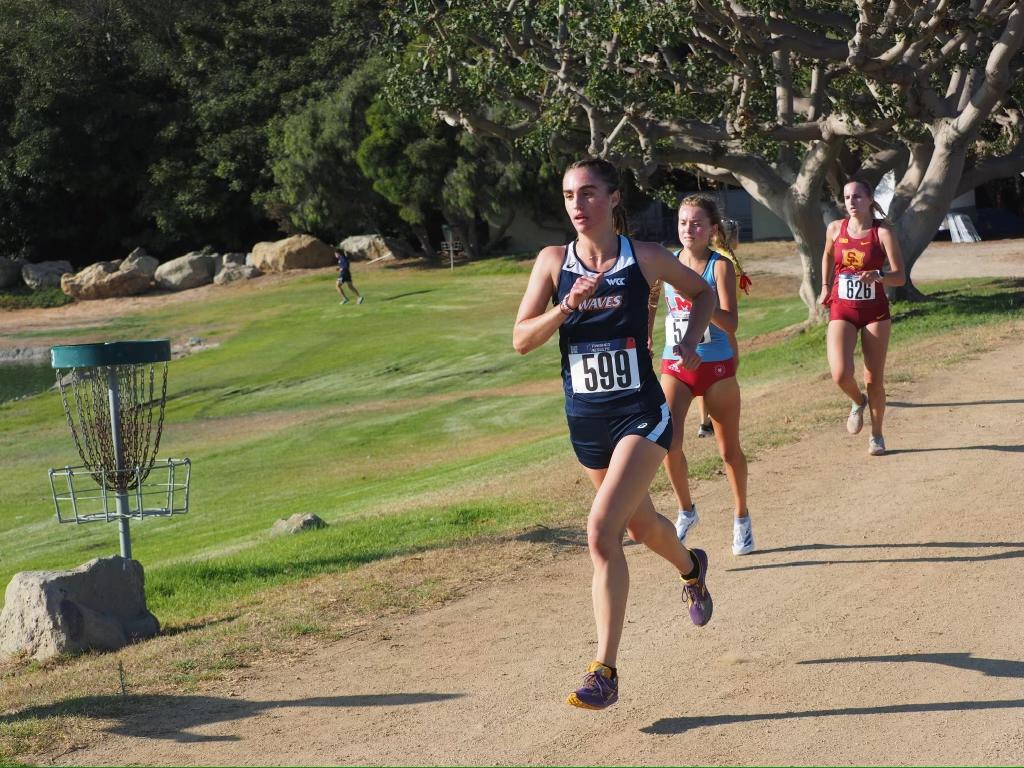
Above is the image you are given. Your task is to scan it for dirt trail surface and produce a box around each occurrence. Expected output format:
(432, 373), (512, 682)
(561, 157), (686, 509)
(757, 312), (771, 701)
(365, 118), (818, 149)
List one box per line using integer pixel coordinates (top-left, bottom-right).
(49, 328), (1024, 765)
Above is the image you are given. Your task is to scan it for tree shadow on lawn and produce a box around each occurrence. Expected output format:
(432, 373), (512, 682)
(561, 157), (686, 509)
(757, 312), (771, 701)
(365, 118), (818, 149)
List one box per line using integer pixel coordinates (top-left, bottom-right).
(642, 696), (1024, 735)
(726, 540), (1024, 572)
(1, 691), (465, 743)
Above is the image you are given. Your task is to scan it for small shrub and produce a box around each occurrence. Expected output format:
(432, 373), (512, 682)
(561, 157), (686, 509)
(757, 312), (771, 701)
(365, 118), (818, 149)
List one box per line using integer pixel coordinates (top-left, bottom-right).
(0, 286), (73, 310)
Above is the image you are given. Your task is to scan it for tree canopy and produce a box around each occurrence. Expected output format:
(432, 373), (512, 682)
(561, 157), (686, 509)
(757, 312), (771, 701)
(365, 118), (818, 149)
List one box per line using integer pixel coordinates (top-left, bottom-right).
(391, 0), (1024, 311)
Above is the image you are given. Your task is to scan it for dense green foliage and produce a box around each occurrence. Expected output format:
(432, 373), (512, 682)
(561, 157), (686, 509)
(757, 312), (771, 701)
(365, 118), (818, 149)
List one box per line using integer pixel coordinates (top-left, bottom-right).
(0, 0), (551, 267)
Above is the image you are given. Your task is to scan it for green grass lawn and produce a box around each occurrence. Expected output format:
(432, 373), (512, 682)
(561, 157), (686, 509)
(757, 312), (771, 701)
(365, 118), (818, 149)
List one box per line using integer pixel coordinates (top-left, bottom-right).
(1, 262), (1021, 624)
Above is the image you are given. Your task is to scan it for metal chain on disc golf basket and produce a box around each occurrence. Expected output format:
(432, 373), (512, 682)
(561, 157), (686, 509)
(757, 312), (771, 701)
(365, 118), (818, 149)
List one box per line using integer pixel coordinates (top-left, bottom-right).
(56, 362), (168, 492)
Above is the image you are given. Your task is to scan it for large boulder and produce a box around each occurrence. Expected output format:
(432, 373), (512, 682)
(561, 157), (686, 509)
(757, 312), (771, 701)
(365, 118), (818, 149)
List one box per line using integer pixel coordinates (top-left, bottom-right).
(214, 264), (261, 285)
(211, 252), (246, 276)
(0, 556), (159, 660)
(338, 234), (415, 263)
(154, 251), (215, 291)
(0, 257), (25, 289)
(250, 234), (334, 272)
(22, 260), (73, 290)
(61, 249), (158, 300)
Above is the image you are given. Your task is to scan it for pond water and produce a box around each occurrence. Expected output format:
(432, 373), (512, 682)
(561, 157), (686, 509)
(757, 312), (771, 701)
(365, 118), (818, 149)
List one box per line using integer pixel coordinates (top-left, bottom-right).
(0, 360), (55, 404)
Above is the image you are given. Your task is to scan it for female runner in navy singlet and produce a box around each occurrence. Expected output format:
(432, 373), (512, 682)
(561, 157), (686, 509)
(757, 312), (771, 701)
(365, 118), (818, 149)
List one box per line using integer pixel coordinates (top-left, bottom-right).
(818, 180), (905, 456)
(513, 159), (716, 711)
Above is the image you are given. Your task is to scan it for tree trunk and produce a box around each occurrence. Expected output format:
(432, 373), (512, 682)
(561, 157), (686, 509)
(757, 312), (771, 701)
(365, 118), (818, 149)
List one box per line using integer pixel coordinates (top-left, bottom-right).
(888, 125), (971, 302)
(780, 195), (829, 323)
(410, 223), (435, 259)
(484, 208), (516, 254)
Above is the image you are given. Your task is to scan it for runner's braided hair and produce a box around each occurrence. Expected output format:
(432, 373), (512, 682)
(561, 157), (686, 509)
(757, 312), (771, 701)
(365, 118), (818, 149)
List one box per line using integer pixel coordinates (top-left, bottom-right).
(679, 193), (751, 295)
(565, 158), (629, 236)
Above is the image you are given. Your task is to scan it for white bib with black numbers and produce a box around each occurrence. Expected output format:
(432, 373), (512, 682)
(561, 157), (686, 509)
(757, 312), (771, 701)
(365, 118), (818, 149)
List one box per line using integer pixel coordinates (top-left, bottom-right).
(838, 273), (876, 301)
(665, 312), (712, 347)
(568, 338), (641, 394)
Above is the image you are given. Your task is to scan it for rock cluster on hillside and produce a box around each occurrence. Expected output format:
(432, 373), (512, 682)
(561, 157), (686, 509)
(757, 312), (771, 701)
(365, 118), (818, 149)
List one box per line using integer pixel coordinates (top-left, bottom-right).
(4, 231), (412, 302)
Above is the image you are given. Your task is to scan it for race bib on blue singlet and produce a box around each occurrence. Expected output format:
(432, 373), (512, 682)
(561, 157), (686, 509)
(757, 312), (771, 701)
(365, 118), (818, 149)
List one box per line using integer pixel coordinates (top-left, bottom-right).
(838, 273), (876, 301)
(568, 338), (641, 394)
(665, 313), (711, 347)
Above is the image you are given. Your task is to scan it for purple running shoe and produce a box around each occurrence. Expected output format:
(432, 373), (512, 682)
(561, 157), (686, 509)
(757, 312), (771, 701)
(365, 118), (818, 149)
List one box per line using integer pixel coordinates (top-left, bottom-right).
(566, 661), (618, 710)
(681, 548), (713, 626)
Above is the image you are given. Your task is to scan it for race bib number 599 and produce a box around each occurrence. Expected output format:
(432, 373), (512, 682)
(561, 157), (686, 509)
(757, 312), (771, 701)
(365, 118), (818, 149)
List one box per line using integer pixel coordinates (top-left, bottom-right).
(568, 338), (641, 394)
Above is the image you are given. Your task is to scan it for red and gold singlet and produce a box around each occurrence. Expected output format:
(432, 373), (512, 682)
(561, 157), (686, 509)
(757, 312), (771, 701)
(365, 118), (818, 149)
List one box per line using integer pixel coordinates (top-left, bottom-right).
(827, 219), (891, 327)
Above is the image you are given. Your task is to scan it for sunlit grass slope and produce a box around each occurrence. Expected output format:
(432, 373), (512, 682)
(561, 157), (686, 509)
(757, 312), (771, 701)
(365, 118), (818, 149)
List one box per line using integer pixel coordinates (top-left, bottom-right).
(1, 257), (1020, 623)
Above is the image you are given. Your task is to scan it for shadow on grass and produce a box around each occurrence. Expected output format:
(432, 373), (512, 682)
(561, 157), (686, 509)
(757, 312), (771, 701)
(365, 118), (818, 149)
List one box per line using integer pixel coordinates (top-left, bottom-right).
(642, 697), (1024, 735)
(727, 540), (1024, 572)
(1, 691), (465, 743)
(516, 525), (587, 549)
(382, 289), (434, 301)
(798, 652), (1024, 679)
(160, 615), (239, 638)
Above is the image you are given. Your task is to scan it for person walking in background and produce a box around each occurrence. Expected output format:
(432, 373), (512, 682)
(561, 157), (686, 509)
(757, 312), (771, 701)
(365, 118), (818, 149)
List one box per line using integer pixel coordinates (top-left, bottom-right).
(818, 180), (905, 456)
(335, 247), (364, 304)
(651, 196), (753, 556)
(513, 158), (716, 711)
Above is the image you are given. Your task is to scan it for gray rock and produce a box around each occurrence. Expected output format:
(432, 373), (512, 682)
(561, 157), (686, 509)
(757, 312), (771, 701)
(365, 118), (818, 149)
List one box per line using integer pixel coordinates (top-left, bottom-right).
(250, 235), (335, 272)
(22, 260), (73, 290)
(214, 264), (262, 285)
(0, 556), (159, 660)
(0, 257), (25, 289)
(271, 513), (327, 536)
(154, 251), (215, 291)
(338, 234), (415, 263)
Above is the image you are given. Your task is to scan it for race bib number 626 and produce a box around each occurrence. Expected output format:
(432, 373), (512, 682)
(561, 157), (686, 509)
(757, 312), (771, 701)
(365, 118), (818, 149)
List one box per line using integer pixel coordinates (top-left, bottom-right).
(568, 338), (641, 394)
(838, 273), (876, 301)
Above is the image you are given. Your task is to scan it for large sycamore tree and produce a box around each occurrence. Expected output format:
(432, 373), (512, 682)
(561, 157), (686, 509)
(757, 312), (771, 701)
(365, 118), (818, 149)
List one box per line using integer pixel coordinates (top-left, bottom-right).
(392, 0), (1024, 318)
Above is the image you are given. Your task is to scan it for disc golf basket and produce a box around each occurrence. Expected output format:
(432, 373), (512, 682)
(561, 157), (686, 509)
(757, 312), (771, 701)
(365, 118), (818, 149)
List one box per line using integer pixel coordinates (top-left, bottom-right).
(47, 341), (190, 560)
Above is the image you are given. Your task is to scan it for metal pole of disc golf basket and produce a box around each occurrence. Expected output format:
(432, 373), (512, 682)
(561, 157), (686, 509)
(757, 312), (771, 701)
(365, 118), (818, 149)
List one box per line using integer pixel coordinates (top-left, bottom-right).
(48, 340), (190, 559)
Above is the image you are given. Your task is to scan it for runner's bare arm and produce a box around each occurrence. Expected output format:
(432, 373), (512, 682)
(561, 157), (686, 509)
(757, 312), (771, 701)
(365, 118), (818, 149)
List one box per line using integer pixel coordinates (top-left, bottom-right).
(871, 226), (906, 287)
(819, 219), (840, 305)
(513, 247), (600, 354)
(711, 257), (739, 334)
(635, 242), (714, 365)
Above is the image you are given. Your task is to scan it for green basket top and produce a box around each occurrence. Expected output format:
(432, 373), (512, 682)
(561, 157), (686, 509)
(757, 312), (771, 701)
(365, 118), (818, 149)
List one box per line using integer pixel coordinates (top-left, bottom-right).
(51, 340), (171, 369)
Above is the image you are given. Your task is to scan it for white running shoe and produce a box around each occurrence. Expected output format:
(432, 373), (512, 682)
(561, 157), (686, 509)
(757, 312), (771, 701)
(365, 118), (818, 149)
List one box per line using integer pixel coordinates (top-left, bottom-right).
(732, 515), (755, 555)
(357, 296), (365, 304)
(696, 421), (713, 438)
(869, 436), (886, 456)
(674, 505), (699, 542)
(847, 394), (867, 434)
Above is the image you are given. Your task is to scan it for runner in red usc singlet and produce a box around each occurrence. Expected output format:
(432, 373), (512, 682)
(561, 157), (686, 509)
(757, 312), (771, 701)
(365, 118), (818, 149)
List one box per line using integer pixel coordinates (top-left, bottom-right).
(818, 180), (905, 456)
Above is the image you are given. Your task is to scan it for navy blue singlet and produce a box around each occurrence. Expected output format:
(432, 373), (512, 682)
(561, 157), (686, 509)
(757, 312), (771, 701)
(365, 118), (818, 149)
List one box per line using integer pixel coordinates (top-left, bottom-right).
(556, 236), (666, 417)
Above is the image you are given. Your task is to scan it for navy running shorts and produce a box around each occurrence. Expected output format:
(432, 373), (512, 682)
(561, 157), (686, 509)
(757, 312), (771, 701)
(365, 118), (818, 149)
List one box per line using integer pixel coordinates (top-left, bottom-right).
(566, 404), (673, 469)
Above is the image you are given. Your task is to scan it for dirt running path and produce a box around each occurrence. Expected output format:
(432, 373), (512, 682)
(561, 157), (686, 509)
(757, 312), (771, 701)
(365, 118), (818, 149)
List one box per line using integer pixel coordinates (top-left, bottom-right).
(53, 325), (1024, 766)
